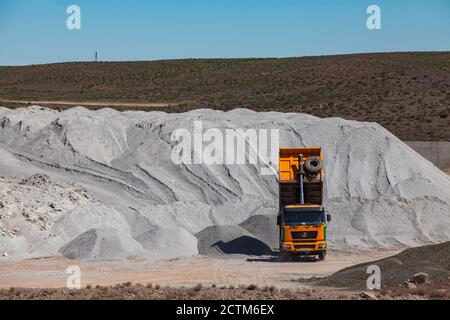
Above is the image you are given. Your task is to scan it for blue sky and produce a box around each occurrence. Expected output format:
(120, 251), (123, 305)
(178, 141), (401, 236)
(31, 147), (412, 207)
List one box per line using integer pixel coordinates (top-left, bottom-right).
(0, 0), (449, 65)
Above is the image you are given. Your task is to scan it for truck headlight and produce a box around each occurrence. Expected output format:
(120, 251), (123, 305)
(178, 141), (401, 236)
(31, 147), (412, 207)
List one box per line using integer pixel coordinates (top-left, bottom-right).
(282, 244), (291, 249)
(319, 243), (327, 249)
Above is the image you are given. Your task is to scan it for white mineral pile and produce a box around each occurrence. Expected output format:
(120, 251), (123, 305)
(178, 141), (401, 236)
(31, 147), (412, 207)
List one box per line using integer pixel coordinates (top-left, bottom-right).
(0, 106), (449, 260)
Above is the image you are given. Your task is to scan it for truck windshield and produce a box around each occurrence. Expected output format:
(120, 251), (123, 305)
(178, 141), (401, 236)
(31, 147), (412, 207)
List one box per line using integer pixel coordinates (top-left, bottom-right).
(283, 209), (325, 225)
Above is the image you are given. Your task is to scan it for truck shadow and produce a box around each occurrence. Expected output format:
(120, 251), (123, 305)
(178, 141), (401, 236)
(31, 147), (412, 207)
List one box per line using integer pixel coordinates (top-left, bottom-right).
(212, 236), (275, 256)
(212, 236), (319, 263)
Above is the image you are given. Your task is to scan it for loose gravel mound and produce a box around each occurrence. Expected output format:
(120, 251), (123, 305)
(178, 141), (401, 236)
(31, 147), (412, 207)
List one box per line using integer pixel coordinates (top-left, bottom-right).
(239, 214), (278, 249)
(60, 228), (144, 260)
(0, 106), (449, 260)
(310, 242), (450, 289)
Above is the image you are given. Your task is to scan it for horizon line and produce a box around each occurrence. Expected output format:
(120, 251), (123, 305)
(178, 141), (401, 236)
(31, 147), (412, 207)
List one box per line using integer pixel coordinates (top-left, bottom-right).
(2, 50), (449, 67)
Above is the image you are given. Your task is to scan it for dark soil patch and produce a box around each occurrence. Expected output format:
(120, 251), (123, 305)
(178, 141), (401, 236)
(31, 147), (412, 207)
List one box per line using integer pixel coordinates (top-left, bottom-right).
(0, 283), (306, 300)
(1, 52), (449, 140)
(299, 242), (450, 290)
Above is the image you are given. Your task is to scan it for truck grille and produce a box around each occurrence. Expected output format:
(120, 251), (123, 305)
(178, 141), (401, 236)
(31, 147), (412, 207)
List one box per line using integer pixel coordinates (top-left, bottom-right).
(291, 231), (318, 240)
(294, 244), (316, 250)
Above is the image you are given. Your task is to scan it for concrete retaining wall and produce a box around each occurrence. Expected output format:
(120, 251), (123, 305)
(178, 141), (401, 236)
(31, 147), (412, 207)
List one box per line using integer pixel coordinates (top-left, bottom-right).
(405, 141), (450, 169)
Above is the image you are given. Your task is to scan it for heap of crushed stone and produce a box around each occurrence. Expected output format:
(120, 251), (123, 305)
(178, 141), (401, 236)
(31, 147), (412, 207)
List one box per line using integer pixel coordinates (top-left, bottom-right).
(0, 106), (449, 260)
(0, 174), (93, 235)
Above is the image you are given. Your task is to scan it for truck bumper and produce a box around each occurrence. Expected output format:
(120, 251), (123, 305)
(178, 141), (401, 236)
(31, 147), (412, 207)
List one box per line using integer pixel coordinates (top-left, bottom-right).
(280, 241), (327, 254)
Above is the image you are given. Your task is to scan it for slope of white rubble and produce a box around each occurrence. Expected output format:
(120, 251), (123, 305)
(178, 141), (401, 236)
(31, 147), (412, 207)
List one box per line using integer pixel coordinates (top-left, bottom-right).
(0, 106), (449, 260)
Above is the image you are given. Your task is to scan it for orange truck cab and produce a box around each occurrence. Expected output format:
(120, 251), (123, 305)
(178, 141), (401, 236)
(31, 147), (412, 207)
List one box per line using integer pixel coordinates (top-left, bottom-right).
(277, 148), (331, 261)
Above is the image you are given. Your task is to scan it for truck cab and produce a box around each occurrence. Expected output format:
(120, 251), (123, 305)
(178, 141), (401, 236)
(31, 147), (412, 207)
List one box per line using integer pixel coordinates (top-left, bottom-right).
(277, 147), (330, 261)
(279, 204), (330, 260)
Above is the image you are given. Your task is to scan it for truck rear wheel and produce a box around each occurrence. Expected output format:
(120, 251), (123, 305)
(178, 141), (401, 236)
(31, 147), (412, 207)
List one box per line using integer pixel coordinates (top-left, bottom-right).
(318, 252), (326, 261)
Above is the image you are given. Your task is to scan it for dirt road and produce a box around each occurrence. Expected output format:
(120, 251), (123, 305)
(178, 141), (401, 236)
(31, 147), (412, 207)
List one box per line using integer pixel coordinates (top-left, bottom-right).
(0, 249), (401, 289)
(0, 99), (177, 108)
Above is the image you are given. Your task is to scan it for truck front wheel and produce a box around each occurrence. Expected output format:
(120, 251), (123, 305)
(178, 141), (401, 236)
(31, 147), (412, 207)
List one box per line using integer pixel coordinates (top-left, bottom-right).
(318, 252), (326, 261)
(280, 252), (292, 261)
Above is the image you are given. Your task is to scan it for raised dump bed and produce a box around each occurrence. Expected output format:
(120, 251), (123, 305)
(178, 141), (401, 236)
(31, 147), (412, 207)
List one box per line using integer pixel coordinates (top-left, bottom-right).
(279, 147), (324, 209)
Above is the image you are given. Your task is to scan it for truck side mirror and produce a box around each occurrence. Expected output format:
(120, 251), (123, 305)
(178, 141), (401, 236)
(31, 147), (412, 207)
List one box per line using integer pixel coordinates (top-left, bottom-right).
(326, 214), (331, 222)
(276, 215), (281, 225)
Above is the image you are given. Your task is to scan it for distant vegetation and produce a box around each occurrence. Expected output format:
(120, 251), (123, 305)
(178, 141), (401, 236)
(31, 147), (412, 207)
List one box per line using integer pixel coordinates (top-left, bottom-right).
(0, 52), (449, 140)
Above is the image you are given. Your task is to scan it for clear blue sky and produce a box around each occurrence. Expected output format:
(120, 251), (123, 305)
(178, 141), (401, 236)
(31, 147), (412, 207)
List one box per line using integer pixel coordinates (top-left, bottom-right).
(1, 0), (449, 65)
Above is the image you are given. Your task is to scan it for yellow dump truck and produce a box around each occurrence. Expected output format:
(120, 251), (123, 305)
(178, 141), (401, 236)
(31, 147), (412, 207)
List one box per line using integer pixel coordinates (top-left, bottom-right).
(277, 147), (331, 261)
